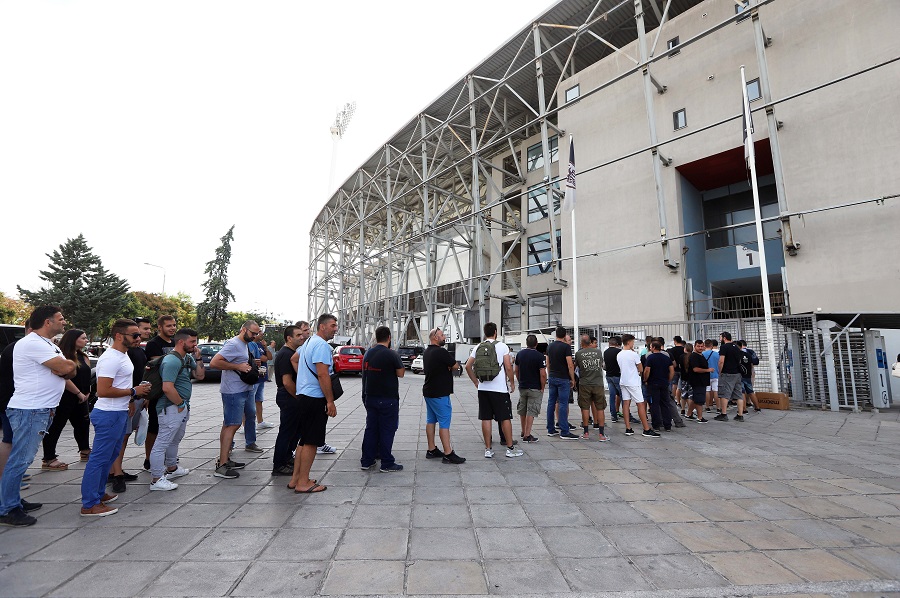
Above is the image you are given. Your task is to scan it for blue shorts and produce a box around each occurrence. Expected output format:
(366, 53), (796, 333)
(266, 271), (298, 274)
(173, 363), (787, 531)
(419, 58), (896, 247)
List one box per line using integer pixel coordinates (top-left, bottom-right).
(742, 378), (754, 394)
(1, 411), (12, 444)
(424, 396), (452, 429)
(222, 391), (252, 426)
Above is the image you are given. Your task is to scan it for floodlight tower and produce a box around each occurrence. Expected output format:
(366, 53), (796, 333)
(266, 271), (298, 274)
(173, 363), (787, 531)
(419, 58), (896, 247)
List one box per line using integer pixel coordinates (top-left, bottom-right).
(328, 101), (356, 192)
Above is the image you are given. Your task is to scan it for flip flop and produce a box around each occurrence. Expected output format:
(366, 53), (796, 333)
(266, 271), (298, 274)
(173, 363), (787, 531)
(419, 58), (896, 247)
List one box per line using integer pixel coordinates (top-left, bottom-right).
(287, 479), (316, 489)
(42, 459), (68, 471)
(294, 483), (327, 494)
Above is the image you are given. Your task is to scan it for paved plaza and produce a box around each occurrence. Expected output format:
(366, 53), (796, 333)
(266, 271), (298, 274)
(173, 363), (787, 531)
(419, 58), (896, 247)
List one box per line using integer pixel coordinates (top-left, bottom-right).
(1, 375), (899, 597)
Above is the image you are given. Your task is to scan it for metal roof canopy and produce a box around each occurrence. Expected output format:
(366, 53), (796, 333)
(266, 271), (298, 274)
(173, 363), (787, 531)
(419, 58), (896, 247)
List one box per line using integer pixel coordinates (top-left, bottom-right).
(811, 313), (900, 331)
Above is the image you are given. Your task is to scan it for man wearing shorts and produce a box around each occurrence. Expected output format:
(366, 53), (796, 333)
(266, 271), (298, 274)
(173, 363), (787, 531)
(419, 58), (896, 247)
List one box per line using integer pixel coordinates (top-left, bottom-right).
(717, 331), (746, 422)
(465, 322), (523, 459)
(575, 335), (608, 441)
(686, 340), (711, 423)
(703, 339), (720, 415)
(616, 334), (657, 437)
(422, 328), (465, 464)
(514, 334), (545, 443)
(288, 314), (339, 493)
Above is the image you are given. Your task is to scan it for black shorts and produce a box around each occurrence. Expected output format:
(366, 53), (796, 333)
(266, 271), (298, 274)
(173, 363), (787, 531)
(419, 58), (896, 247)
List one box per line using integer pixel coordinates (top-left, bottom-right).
(689, 386), (707, 406)
(147, 398), (160, 434)
(478, 390), (512, 422)
(297, 394), (328, 447)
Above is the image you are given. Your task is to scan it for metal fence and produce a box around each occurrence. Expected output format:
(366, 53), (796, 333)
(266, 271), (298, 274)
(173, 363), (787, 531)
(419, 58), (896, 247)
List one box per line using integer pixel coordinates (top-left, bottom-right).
(688, 291), (789, 320)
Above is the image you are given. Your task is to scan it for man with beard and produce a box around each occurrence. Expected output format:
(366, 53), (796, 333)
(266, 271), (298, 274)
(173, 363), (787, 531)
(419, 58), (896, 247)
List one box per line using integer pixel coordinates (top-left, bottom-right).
(142, 315), (177, 471)
(422, 328), (466, 464)
(271, 324), (305, 475)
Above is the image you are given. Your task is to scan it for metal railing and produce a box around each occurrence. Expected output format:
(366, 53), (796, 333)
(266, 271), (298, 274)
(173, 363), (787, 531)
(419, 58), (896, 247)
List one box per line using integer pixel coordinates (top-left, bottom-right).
(688, 291), (788, 320)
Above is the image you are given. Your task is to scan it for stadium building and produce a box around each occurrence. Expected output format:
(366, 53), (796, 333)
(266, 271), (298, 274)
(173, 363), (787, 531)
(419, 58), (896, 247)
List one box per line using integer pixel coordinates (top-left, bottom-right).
(308, 0), (900, 409)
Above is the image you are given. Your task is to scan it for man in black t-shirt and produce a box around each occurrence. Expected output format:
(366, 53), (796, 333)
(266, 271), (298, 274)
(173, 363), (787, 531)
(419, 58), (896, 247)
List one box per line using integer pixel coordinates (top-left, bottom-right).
(716, 331), (746, 421)
(271, 325), (305, 475)
(422, 328), (465, 464)
(603, 337), (622, 423)
(141, 315), (177, 469)
(546, 327), (577, 439)
(514, 334), (546, 443)
(686, 340), (711, 422)
(360, 326), (405, 472)
(667, 336), (686, 412)
(643, 342), (674, 431)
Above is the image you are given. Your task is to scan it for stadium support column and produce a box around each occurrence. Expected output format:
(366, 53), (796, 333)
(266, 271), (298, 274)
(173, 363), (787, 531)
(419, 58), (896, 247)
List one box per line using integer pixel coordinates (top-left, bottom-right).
(751, 3), (797, 256)
(422, 116), (435, 335)
(533, 23), (564, 286)
(385, 144), (396, 341)
(635, 0), (677, 271)
(469, 76), (486, 332)
(359, 185), (365, 344)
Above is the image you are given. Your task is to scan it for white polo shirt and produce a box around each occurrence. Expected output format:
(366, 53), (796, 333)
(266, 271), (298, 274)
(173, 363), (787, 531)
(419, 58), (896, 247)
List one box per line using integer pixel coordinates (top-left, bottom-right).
(8, 332), (66, 410)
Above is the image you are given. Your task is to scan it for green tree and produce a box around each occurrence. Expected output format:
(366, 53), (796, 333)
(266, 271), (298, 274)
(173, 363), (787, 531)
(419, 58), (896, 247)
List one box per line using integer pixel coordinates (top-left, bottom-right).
(196, 225), (236, 341)
(113, 291), (197, 331)
(18, 235), (129, 337)
(0, 292), (20, 324)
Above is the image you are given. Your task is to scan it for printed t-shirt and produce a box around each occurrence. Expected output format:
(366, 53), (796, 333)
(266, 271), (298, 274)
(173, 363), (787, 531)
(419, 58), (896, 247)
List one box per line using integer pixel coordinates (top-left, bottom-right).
(514, 348), (545, 390)
(645, 352), (672, 385)
(296, 335), (333, 398)
(94, 347), (134, 412)
(8, 333), (66, 410)
(616, 349), (642, 387)
(469, 341), (510, 393)
(574, 347), (604, 386)
(422, 344), (455, 398)
(144, 335), (175, 359)
(218, 336), (252, 394)
(362, 344), (403, 399)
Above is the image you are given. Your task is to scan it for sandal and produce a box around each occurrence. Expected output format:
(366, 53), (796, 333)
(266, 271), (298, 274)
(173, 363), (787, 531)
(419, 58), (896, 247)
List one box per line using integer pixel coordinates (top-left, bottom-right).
(80, 450), (91, 462)
(287, 479), (316, 490)
(294, 483), (327, 494)
(42, 459), (68, 471)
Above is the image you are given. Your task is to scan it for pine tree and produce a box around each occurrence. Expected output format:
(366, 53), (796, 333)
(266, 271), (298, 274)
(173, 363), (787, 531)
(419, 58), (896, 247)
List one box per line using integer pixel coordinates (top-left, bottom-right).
(196, 225), (236, 340)
(18, 234), (129, 337)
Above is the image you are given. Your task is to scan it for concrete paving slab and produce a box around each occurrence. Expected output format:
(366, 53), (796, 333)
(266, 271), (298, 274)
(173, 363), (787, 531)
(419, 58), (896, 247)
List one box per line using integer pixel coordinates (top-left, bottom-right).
(320, 559), (406, 595)
(408, 527), (481, 561)
(140, 560), (248, 596)
(406, 560), (487, 594)
(230, 560), (327, 596)
(632, 553), (730, 589)
(0, 560), (95, 598)
(483, 558), (568, 594)
(766, 548), (875, 582)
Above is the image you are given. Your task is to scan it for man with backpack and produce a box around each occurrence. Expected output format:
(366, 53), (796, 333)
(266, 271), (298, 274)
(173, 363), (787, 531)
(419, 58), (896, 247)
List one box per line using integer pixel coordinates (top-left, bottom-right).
(149, 328), (203, 491)
(465, 322), (523, 458)
(737, 340), (761, 413)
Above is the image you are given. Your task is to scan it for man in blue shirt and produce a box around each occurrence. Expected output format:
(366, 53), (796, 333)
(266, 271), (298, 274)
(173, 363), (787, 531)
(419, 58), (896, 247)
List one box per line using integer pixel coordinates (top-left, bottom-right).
(360, 326), (405, 472)
(288, 314), (339, 493)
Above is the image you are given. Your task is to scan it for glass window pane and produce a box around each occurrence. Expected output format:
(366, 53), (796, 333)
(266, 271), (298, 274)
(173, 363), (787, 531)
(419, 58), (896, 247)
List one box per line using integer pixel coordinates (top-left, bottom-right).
(526, 135), (559, 172)
(673, 109), (687, 130)
(565, 85), (580, 103)
(527, 182), (561, 222)
(527, 292), (562, 330)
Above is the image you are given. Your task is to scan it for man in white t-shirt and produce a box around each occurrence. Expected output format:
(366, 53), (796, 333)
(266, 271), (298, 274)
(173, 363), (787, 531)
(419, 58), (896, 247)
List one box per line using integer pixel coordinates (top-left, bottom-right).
(465, 322), (524, 459)
(80, 319), (150, 517)
(616, 334), (657, 438)
(0, 306), (76, 527)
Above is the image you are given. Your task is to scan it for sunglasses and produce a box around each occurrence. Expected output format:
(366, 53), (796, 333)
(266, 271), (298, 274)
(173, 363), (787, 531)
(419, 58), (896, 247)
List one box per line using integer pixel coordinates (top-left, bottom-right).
(123, 332), (142, 339)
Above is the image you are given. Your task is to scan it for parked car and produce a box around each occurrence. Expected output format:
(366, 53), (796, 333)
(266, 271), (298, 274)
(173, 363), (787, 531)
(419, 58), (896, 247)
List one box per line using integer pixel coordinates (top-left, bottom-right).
(411, 355), (424, 374)
(195, 343), (224, 381)
(333, 345), (365, 375)
(0, 324), (26, 353)
(397, 345), (423, 369)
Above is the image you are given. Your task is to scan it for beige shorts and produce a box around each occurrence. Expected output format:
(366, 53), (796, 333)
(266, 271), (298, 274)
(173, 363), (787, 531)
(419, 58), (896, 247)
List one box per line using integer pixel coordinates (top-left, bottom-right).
(577, 384), (607, 411)
(517, 388), (543, 417)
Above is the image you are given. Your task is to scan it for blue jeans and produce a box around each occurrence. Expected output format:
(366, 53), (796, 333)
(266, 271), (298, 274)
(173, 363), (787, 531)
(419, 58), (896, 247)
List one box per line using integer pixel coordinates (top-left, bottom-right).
(606, 376), (621, 419)
(222, 391), (256, 446)
(0, 408), (52, 515)
(547, 376), (572, 435)
(81, 408), (128, 509)
(361, 397), (399, 467)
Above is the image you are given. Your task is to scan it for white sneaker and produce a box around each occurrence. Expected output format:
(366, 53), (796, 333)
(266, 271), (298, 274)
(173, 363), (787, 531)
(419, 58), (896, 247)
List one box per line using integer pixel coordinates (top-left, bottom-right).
(317, 444), (336, 454)
(257, 421), (275, 429)
(484, 449), (495, 458)
(150, 476), (178, 491)
(164, 466), (190, 480)
(505, 447), (524, 458)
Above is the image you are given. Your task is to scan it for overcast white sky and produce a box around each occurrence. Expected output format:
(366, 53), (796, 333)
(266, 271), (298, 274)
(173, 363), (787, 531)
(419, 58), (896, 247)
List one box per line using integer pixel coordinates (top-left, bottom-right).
(0, 0), (554, 321)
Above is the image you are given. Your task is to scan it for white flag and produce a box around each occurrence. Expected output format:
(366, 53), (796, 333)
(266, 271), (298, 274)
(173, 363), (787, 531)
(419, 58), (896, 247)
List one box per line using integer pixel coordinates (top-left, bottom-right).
(563, 136), (576, 212)
(741, 76), (754, 168)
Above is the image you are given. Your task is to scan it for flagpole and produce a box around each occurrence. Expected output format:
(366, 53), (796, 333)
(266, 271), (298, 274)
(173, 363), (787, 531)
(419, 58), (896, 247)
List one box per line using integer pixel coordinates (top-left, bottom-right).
(741, 65), (779, 393)
(564, 135), (579, 344)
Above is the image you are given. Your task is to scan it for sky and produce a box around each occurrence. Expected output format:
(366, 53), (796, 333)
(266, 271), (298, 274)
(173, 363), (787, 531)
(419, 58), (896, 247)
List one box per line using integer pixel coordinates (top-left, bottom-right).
(0, 0), (555, 322)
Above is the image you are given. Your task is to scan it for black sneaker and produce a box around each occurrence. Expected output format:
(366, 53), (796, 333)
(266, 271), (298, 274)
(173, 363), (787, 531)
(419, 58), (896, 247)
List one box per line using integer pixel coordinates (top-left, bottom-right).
(442, 451), (466, 464)
(686, 414), (697, 420)
(714, 413), (729, 422)
(380, 463), (403, 473)
(214, 462), (240, 479)
(0, 507), (37, 527)
(225, 459), (246, 470)
(734, 415), (745, 422)
(271, 465), (293, 476)
(559, 432), (580, 440)
(624, 428), (635, 436)
(143, 458), (151, 472)
(111, 475), (127, 494)
(642, 429), (661, 438)
(697, 418), (709, 423)
(592, 423), (600, 429)
(610, 417), (619, 423)
(680, 409), (686, 416)
(425, 448), (444, 459)
(122, 471), (138, 481)
(20, 499), (42, 512)
(522, 435), (539, 443)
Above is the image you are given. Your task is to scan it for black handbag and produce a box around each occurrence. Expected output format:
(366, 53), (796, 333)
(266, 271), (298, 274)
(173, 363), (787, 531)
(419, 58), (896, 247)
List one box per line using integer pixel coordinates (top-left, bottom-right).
(306, 357), (344, 400)
(238, 347), (260, 385)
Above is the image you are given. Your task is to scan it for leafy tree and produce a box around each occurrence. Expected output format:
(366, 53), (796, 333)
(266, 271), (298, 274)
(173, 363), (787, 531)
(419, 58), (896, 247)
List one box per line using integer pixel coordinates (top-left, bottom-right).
(196, 225), (236, 341)
(18, 235), (129, 337)
(0, 292), (21, 324)
(113, 291), (197, 331)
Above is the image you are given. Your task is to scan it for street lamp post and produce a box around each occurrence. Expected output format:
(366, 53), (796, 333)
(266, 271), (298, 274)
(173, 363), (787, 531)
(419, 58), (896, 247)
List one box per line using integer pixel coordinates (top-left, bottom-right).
(144, 262), (166, 295)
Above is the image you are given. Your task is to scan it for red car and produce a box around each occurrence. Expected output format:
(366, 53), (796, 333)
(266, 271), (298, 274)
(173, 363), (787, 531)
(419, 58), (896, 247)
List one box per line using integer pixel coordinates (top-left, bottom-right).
(333, 345), (365, 375)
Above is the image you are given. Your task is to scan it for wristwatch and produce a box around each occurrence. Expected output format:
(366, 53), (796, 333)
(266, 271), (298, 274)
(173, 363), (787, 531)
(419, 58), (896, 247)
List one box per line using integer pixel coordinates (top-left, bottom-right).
(130, 387), (136, 397)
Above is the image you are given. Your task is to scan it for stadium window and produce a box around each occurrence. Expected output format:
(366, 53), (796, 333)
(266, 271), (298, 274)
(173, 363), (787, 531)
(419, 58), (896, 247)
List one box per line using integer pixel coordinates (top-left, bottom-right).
(565, 84), (580, 103)
(526, 135), (559, 172)
(747, 78), (761, 102)
(673, 108), (687, 130)
(527, 292), (563, 330)
(736, 0), (750, 22)
(527, 181), (561, 223)
(502, 153), (519, 187)
(667, 37), (680, 57)
(526, 230), (562, 276)
(501, 300), (522, 334)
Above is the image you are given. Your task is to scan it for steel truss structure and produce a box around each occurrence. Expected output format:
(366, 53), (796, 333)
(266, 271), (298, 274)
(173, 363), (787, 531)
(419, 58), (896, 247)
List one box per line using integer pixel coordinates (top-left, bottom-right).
(308, 0), (771, 345)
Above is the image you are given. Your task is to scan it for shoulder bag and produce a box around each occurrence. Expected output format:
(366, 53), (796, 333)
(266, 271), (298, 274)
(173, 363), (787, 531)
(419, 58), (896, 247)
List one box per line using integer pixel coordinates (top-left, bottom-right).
(305, 352), (344, 400)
